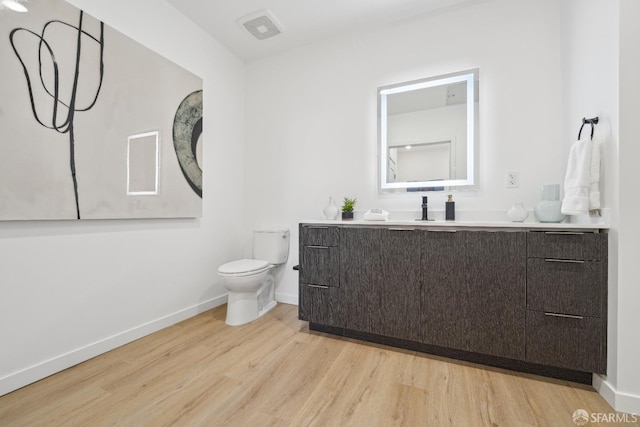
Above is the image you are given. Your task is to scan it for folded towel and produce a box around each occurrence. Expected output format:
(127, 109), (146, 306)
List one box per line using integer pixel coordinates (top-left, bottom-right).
(589, 134), (601, 215)
(561, 138), (592, 215)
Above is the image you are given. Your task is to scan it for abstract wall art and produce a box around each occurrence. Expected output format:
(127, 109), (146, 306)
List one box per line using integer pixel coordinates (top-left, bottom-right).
(0, 0), (203, 220)
(173, 90), (203, 198)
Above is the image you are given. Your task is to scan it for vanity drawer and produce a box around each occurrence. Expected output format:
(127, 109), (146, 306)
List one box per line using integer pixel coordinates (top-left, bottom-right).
(527, 231), (601, 260)
(299, 283), (342, 327)
(526, 310), (603, 373)
(527, 258), (601, 317)
(300, 245), (339, 287)
(300, 225), (340, 247)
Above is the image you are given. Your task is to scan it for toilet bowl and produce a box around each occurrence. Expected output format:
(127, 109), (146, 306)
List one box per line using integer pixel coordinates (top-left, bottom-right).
(217, 259), (274, 326)
(217, 229), (289, 326)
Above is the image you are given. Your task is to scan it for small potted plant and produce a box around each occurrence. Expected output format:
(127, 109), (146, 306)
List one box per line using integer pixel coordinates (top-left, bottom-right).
(341, 197), (356, 220)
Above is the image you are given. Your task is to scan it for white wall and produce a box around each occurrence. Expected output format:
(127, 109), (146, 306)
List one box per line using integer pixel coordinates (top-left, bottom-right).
(616, 0), (640, 413)
(562, 0), (640, 414)
(244, 0), (564, 303)
(0, 0), (245, 395)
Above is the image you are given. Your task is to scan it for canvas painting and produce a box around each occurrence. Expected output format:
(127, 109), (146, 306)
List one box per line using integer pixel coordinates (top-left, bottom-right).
(0, 0), (203, 220)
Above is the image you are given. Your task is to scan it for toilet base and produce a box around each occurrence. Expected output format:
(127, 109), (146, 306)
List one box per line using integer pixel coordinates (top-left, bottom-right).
(258, 300), (277, 318)
(225, 291), (277, 326)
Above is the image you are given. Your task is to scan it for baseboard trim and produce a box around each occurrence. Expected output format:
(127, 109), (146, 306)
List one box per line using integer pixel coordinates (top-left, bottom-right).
(0, 295), (227, 397)
(594, 374), (640, 414)
(275, 292), (298, 305)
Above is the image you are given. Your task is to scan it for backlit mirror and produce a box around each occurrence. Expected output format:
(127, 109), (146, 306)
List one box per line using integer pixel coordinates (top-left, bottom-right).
(378, 69), (478, 192)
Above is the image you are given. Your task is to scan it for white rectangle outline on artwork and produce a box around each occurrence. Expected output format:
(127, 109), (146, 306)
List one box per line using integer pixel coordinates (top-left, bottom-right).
(127, 130), (160, 196)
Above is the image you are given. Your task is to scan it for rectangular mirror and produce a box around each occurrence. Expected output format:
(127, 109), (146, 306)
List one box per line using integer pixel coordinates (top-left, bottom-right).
(378, 68), (478, 192)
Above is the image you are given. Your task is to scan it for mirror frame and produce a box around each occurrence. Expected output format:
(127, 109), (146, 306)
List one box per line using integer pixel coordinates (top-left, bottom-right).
(378, 68), (478, 191)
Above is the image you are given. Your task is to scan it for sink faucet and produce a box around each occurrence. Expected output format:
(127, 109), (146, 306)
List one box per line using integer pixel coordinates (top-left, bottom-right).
(421, 196), (429, 221)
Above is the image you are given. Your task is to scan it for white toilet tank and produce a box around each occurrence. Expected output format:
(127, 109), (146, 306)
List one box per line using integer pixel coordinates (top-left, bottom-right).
(253, 229), (290, 265)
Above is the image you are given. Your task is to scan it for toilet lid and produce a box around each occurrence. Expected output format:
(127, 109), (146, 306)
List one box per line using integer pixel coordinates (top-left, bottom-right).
(218, 259), (270, 275)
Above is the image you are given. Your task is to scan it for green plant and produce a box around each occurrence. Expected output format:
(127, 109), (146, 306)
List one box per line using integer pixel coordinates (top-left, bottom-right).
(341, 197), (356, 213)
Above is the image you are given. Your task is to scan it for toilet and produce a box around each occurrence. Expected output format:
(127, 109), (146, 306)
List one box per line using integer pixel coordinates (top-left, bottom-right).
(217, 229), (290, 326)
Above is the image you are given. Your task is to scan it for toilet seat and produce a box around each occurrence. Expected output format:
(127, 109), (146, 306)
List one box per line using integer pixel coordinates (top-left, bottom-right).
(217, 259), (270, 277)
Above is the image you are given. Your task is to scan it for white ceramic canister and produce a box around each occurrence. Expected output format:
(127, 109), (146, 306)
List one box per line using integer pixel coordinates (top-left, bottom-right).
(323, 197), (339, 220)
(507, 203), (528, 222)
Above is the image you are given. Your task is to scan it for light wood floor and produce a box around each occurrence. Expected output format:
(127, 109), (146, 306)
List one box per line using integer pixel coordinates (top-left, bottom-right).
(0, 304), (634, 427)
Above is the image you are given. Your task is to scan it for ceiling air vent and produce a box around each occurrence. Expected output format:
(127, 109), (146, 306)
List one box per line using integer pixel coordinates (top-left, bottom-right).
(237, 9), (284, 41)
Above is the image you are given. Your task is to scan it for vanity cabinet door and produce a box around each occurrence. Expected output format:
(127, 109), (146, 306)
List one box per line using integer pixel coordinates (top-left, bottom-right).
(421, 230), (526, 360)
(420, 230), (467, 350)
(376, 228), (421, 341)
(340, 227), (382, 334)
(340, 227), (421, 341)
(462, 231), (526, 360)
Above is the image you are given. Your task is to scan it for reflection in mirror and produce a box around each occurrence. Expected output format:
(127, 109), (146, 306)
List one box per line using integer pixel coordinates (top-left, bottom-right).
(379, 69), (478, 192)
(389, 141), (452, 183)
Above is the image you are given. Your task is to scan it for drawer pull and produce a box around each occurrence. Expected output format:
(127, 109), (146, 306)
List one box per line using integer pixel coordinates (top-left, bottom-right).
(308, 284), (329, 289)
(389, 228), (416, 231)
(544, 258), (585, 264)
(307, 245), (330, 249)
(429, 229), (457, 233)
(304, 226), (329, 229)
(544, 231), (584, 235)
(544, 312), (584, 320)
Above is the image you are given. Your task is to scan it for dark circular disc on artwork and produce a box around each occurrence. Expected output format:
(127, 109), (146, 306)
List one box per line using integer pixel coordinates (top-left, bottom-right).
(173, 90), (203, 198)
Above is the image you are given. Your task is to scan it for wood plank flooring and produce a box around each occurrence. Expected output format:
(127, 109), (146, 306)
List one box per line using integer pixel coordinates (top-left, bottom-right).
(0, 303), (634, 426)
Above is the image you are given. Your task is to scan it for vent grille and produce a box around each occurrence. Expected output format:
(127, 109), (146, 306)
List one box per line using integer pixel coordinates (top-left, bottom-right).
(237, 10), (284, 41)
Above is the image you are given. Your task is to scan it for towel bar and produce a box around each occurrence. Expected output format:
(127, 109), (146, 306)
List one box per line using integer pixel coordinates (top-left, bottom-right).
(578, 116), (599, 140)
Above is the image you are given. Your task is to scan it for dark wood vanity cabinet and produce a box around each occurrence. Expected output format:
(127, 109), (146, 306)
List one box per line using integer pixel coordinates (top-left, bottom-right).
(525, 231), (607, 374)
(298, 224), (608, 379)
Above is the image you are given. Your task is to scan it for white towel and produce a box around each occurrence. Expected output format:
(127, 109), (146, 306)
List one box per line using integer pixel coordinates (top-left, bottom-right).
(589, 136), (601, 213)
(561, 138), (592, 215)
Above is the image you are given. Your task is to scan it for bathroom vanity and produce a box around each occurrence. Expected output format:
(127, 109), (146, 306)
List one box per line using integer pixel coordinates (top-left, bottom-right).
(298, 221), (608, 383)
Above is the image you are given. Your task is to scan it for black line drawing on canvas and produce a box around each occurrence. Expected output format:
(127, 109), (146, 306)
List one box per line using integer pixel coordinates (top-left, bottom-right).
(9, 10), (105, 219)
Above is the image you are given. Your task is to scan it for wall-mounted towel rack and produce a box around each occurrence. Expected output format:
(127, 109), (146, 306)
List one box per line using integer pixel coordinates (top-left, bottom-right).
(578, 117), (599, 140)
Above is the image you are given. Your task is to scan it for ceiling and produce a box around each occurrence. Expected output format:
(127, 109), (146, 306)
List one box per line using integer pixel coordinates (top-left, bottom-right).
(166, 0), (483, 61)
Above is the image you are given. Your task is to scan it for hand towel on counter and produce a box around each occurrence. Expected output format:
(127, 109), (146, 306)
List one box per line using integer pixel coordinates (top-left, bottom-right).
(561, 138), (592, 215)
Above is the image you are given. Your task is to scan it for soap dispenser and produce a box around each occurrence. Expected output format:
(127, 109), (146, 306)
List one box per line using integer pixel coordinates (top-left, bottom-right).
(445, 194), (455, 221)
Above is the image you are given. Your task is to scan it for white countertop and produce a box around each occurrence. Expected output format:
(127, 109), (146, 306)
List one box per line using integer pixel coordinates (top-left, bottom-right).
(300, 218), (609, 231)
